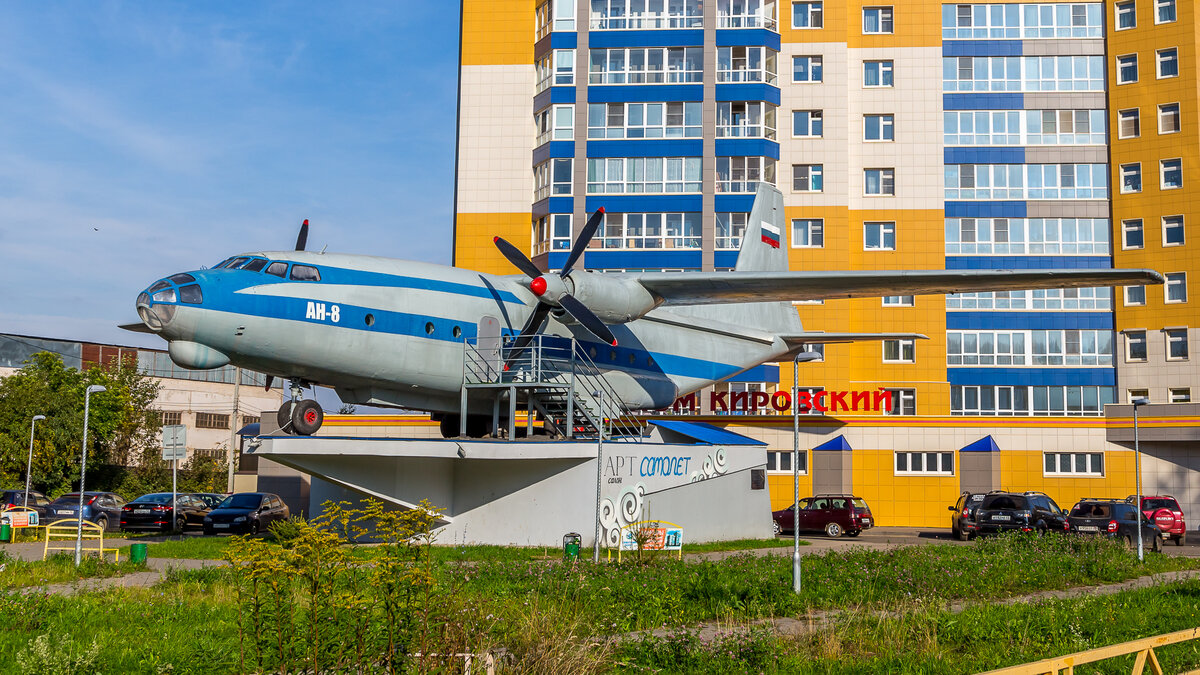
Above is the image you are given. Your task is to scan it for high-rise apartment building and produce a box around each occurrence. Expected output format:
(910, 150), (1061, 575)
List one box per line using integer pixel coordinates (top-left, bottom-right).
(453, 0), (1200, 525)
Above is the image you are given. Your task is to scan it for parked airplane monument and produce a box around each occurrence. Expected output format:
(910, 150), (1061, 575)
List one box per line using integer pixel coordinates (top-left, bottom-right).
(124, 185), (1163, 545)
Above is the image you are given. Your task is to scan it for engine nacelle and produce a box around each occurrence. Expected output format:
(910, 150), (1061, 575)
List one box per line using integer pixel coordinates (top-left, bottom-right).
(567, 272), (661, 324)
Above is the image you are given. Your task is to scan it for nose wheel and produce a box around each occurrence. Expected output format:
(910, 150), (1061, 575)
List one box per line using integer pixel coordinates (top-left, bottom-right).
(277, 390), (324, 436)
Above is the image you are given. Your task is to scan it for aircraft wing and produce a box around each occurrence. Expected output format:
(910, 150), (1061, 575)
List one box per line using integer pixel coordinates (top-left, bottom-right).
(781, 332), (929, 345)
(635, 269), (1164, 305)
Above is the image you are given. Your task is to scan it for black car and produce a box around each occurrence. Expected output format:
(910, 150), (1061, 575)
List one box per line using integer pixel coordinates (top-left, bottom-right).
(48, 492), (127, 531)
(976, 491), (1067, 535)
(1066, 499), (1163, 552)
(192, 493), (226, 509)
(121, 493), (211, 532)
(1, 489), (54, 523)
(203, 492), (289, 535)
(948, 492), (987, 541)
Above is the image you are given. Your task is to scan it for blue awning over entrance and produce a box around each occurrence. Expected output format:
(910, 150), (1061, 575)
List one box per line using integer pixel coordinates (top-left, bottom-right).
(650, 420), (767, 446)
(812, 435), (852, 452)
(961, 435), (1001, 453)
(236, 423), (261, 437)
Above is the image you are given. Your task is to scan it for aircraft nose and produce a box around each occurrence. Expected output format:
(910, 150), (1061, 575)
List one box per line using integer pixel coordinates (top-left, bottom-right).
(136, 290), (176, 332)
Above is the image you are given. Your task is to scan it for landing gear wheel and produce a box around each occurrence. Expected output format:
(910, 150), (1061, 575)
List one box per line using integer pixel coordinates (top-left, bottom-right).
(278, 401), (297, 432)
(291, 400), (324, 436)
(825, 522), (843, 538)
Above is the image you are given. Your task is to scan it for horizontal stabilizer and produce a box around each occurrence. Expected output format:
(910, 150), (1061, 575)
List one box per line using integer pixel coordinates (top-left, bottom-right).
(636, 269), (1164, 306)
(118, 322), (154, 334)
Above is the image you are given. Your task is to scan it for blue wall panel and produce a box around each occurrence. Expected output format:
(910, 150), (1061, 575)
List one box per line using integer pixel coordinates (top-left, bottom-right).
(714, 250), (740, 268)
(944, 201), (1028, 218)
(947, 367), (1115, 386)
(945, 256), (1113, 270)
(588, 30), (703, 48)
(715, 194), (756, 212)
(715, 29), (781, 50)
(549, 87), (576, 104)
(586, 194), (703, 212)
(943, 40), (1022, 56)
(946, 311), (1114, 330)
(589, 85), (704, 102)
(551, 32), (578, 49)
(715, 83), (781, 105)
(725, 363), (781, 382)
(550, 249), (703, 270)
(944, 147), (1025, 164)
(586, 139), (703, 157)
(944, 93), (1024, 110)
(715, 138), (780, 159)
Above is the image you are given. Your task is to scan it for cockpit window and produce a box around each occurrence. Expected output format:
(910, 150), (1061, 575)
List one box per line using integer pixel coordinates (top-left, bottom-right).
(148, 280), (170, 293)
(290, 265), (320, 282)
(242, 259), (268, 273)
(169, 273), (196, 284)
(178, 285), (203, 304)
(227, 257), (251, 269)
(265, 262), (287, 277)
(213, 258), (234, 269)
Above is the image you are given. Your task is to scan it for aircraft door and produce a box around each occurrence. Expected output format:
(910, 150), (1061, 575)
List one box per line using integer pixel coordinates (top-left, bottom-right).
(477, 316), (502, 380)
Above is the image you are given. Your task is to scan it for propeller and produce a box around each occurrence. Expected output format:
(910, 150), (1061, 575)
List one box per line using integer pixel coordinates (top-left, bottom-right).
(295, 219), (309, 251)
(493, 208), (614, 368)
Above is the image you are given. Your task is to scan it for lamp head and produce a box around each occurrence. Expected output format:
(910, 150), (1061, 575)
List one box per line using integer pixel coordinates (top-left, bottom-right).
(1132, 397), (1150, 407)
(86, 384), (107, 394)
(32, 414), (46, 421)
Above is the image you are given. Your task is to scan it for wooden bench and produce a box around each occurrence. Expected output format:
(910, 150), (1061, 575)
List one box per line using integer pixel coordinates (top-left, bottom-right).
(43, 518), (120, 562)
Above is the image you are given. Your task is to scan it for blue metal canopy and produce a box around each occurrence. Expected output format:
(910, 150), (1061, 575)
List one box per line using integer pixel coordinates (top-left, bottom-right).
(961, 435), (1001, 453)
(812, 435), (852, 452)
(650, 420), (767, 446)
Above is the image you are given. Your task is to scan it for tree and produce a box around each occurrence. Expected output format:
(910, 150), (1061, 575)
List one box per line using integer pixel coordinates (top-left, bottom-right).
(0, 352), (162, 496)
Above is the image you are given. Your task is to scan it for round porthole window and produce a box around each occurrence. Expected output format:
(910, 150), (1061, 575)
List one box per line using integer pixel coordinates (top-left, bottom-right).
(453, 326), (462, 338)
(610, 350), (617, 361)
(628, 353), (636, 364)
(364, 314), (375, 327)
(647, 356), (654, 367)
(589, 347), (598, 359)
(425, 322), (435, 334)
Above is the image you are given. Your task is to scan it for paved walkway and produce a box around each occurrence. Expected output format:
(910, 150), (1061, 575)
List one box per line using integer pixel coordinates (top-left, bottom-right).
(3, 538), (226, 596)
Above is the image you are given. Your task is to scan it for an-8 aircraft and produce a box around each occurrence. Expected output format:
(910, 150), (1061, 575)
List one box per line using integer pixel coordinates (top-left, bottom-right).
(126, 185), (1162, 437)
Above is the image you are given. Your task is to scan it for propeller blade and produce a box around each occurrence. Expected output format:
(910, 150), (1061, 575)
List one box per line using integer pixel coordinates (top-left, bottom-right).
(560, 207), (605, 276)
(493, 236), (543, 279)
(295, 219), (309, 251)
(559, 293), (617, 347)
(503, 302), (552, 370)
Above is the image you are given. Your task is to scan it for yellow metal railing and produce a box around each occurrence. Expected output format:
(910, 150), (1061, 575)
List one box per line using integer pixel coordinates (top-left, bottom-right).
(978, 626), (1200, 675)
(43, 518), (120, 562)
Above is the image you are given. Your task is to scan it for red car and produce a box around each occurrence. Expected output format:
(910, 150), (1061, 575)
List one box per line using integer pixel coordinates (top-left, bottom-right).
(772, 494), (874, 538)
(1129, 495), (1186, 546)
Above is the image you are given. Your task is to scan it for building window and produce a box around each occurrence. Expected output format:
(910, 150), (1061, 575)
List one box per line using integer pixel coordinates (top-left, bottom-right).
(1129, 389), (1150, 403)
(884, 389), (916, 415)
(588, 102), (703, 139)
(766, 450), (807, 474)
(716, 212), (747, 250)
(945, 164), (1108, 200)
(792, 164), (823, 193)
(591, 0), (702, 29)
(1117, 54), (1138, 84)
(1115, 0), (1136, 29)
(1118, 109), (1140, 139)
(895, 451), (953, 476)
(1157, 0), (1177, 23)
(1029, 329), (1114, 366)
(196, 413), (230, 430)
(717, 102), (778, 139)
(791, 218), (824, 248)
(1159, 103), (1181, 134)
(157, 411), (182, 426)
(864, 60), (893, 87)
(883, 295), (914, 306)
(1161, 159), (1183, 189)
(794, 55), (822, 82)
(1160, 215), (1184, 246)
(597, 213), (702, 249)
(947, 330), (1027, 366)
(792, 1), (823, 28)
(945, 217), (1111, 255)
(1167, 329), (1189, 360)
(863, 6), (893, 33)
(864, 168), (895, 196)
(947, 288), (1112, 312)
(1123, 219), (1144, 249)
(588, 47), (703, 85)
(535, 104), (574, 145)
(1158, 48), (1179, 78)
(794, 386), (826, 415)
(716, 46), (779, 84)
(1170, 388), (1191, 403)
(1044, 452), (1103, 477)
(864, 114), (894, 141)
(587, 157), (702, 194)
(883, 339), (915, 363)
(1126, 331), (1147, 362)
(1166, 273), (1188, 303)
(952, 385), (1113, 416)
(1121, 163), (1142, 193)
(792, 110), (823, 137)
(533, 213), (572, 255)
(864, 221), (896, 250)
(716, 156), (775, 193)
(537, 49), (576, 92)
(534, 158), (573, 201)
(1125, 285), (1146, 306)
(945, 109), (1106, 147)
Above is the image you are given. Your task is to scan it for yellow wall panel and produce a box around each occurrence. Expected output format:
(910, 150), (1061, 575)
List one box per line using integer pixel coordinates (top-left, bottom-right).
(454, 212), (533, 274)
(461, 0), (535, 66)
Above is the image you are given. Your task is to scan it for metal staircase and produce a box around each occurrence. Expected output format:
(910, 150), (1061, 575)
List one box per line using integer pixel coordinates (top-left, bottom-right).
(461, 334), (645, 441)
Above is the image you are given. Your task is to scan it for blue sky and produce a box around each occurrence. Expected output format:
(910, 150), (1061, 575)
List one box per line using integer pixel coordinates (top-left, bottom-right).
(0, 2), (461, 348)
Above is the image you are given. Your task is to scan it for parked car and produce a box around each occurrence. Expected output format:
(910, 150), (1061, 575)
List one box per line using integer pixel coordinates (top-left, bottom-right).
(976, 491), (1067, 535)
(772, 494), (873, 537)
(121, 493), (211, 532)
(1, 489), (54, 522)
(47, 492), (127, 531)
(192, 493), (226, 510)
(948, 492), (988, 541)
(203, 492), (289, 535)
(1127, 495), (1187, 546)
(1066, 499), (1163, 552)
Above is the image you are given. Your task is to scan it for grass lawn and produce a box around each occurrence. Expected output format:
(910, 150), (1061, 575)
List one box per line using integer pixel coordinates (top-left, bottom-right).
(0, 551), (146, 591)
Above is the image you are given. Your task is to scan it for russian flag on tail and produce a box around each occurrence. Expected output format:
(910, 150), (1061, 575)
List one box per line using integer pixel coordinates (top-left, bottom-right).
(760, 221), (781, 248)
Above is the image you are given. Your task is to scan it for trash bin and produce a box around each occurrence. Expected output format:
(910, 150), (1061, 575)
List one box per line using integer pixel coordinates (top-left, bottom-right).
(130, 542), (148, 564)
(563, 532), (581, 562)
(0, 523), (11, 543)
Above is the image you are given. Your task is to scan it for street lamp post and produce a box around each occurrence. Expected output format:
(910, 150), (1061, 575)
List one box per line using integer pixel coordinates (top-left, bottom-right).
(75, 384), (106, 566)
(592, 389), (604, 564)
(1132, 396), (1149, 563)
(24, 414), (46, 511)
(790, 350), (821, 594)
